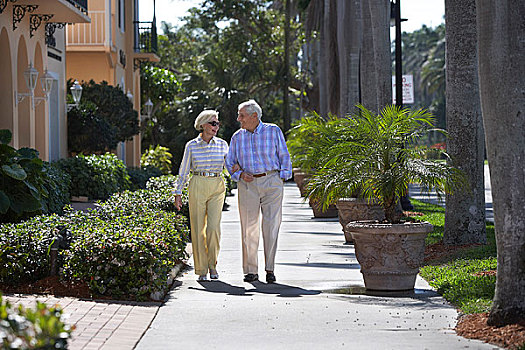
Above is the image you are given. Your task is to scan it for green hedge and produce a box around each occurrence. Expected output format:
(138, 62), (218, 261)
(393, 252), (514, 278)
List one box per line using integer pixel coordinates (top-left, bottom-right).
(1, 295), (73, 349)
(62, 209), (188, 300)
(55, 153), (131, 200)
(0, 179), (190, 300)
(0, 215), (65, 285)
(127, 166), (163, 191)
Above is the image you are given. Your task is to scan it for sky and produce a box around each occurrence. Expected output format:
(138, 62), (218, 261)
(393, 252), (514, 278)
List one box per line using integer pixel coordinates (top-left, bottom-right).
(139, 0), (445, 34)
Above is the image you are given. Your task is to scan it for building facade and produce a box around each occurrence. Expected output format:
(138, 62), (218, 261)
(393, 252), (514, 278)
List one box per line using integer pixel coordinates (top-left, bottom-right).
(0, 0), (90, 161)
(66, 0), (159, 166)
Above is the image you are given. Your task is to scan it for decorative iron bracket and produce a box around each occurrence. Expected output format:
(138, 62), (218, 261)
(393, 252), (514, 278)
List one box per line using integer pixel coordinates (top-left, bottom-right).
(13, 4), (37, 30)
(133, 57), (149, 71)
(0, 0), (17, 14)
(30, 13), (53, 37)
(45, 22), (66, 47)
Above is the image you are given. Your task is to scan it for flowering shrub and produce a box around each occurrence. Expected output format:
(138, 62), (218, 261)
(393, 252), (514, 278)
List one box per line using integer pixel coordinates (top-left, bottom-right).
(0, 295), (73, 349)
(0, 181), (190, 300)
(61, 209), (188, 300)
(0, 214), (65, 284)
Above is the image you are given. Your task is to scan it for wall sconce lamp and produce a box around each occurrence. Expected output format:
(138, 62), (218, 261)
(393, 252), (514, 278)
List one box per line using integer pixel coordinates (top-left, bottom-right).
(15, 63), (54, 109)
(67, 80), (83, 111)
(141, 98), (153, 123)
(126, 90), (133, 101)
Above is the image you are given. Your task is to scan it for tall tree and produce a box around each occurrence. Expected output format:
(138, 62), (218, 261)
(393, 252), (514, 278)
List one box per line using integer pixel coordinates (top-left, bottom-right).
(337, 0), (361, 116)
(443, 0), (486, 245)
(283, 0), (291, 131)
(321, 0), (339, 116)
(476, 0), (525, 326)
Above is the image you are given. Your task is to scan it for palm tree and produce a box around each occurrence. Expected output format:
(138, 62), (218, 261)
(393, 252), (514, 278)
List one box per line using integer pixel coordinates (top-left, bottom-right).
(443, 0), (486, 245)
(306, 105), (466, 223)
(476, 0), (525, 327)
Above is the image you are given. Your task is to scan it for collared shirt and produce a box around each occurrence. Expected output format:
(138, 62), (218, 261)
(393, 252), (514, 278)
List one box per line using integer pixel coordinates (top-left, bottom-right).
(226, 122), (292, 182)
(174, 135), (229, 194)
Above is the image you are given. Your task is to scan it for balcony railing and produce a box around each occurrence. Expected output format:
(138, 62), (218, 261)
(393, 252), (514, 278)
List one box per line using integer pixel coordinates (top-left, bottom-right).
(67, 10), (108, 46)
(134, 21), (157, 54)
(67, 0), (88, 14)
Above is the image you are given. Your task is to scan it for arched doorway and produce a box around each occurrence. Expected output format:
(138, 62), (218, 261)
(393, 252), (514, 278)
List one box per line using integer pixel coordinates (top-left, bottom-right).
(0, 28), (13, 141)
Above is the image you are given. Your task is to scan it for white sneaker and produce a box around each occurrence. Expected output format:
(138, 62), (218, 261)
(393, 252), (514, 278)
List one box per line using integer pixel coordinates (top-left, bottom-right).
(197, 275), (208, 281)
(210, 270), (219, 279)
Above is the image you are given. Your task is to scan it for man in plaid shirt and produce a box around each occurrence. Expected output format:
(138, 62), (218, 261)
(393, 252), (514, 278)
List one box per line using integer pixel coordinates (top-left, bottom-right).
(226, 99), (292, 284)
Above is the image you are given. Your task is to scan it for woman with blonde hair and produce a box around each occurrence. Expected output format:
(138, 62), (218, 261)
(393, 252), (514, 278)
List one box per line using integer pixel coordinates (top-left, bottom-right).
(173, 109), (229, 281)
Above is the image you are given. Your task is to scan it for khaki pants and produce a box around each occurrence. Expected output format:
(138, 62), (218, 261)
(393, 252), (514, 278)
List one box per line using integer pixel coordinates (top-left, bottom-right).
(238, 171), (284, 274)
(188, 175), (226, 276)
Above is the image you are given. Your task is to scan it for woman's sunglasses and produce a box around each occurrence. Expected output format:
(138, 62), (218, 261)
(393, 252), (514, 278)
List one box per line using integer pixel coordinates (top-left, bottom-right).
(208, 121), (220, 127)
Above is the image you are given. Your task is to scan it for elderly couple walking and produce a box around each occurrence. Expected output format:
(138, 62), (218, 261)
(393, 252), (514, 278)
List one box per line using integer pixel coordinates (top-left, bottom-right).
(172, 99), (292, 284)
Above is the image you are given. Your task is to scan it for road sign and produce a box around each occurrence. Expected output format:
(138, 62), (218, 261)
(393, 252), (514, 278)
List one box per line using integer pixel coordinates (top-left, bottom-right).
(392, 75), (414, 104)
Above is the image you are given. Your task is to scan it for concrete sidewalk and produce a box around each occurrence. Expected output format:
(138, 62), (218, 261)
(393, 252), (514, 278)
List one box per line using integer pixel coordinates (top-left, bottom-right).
(136, 182), (499, 350)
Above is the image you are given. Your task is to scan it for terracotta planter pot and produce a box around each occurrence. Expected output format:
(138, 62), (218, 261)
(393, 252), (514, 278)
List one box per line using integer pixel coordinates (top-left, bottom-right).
(293, 172), (309, 197)
(309, 198), (338, 218)
(347, 221), (433, 291)
(336, 198), (385, 243)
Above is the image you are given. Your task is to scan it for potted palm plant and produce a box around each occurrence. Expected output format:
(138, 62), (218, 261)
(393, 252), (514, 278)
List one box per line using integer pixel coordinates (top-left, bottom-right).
(307, 105), (466, 290)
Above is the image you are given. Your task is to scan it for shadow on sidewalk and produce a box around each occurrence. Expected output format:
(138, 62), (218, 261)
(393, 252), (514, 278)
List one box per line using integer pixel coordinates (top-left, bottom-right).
(190, 280), (321, 298)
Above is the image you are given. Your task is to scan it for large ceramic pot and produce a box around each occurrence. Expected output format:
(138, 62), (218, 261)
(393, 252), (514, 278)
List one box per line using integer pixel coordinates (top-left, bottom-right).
(347, 221), (433, 291)
(336, 198), (385, 243)
(293, 172), (309, 197)
(309, 198), (338, 218)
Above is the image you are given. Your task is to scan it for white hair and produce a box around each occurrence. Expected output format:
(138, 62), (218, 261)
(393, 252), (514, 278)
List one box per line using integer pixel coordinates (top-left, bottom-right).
(194, 110), (219, 131)
(238, 99), (262, 120)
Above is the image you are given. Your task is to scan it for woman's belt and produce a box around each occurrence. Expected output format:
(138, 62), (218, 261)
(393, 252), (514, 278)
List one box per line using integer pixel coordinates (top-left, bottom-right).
(193, 171), (221, 177)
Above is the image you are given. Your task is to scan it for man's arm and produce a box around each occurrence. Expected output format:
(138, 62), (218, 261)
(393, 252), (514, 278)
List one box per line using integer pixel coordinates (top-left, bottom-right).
(276, 127), (292, 180)
(225, 134), (242, 182)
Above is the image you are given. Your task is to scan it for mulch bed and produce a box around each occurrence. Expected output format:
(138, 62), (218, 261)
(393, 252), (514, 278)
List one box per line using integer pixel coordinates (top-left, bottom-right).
(456, 313), (525, 349)
(0, 276), (93, 299)
(423, 241), (524, 349)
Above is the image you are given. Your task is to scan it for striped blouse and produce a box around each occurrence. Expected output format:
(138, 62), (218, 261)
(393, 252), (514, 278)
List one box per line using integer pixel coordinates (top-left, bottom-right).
(173, 135), (229, 195)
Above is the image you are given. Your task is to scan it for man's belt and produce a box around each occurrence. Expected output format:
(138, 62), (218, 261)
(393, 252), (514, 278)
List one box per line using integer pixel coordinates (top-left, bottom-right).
(193, 171), (221, 177)
(252, 170), (278, 178)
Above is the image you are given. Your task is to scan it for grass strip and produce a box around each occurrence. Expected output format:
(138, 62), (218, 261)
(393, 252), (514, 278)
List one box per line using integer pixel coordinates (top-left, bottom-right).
(409, 199), (497, 314)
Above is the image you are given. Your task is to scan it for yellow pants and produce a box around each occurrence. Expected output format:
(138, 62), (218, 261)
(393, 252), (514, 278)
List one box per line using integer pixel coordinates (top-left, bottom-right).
(188, 175), (226, 276)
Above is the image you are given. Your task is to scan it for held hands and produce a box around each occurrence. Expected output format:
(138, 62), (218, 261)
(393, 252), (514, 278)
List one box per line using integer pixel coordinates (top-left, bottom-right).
(231, 164), (241, 173)
(240, 172), (254, 183)
(174, 195), (182, 210)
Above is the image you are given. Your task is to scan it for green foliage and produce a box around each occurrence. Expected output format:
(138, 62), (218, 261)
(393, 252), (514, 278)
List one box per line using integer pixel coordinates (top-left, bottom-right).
(67, 101), (119, 154)
(0, 215), (64, 285)
(126, 166), (163, 191)
(145, 175), (190, 222)
(142, 1), (306, 167)
(55, 153), (131, 200)
(141, 145), (173, 175)
(61, 206), (188, 300)
(0, 295), (73, 349)
(0, 181), (190, 299)
(67, 80), (139, 154)
(42, 163), (71, 216)
(305, 105), (467, 223)
(0, 130), (47, 223)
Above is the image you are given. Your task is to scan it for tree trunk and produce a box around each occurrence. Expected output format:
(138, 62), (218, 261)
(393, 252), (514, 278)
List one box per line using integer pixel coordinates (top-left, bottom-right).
(323, 0), (339, 116)
(318, 1), (329, 116)
(360, 0), (391, 113)
(337, 0), (361, 116)
(359, 0), (378, 113)
(283, 0), (291, 132)
(443, 0), (486, 245)
(476, 0), (525, 326)
(368, 0), (391, 111)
